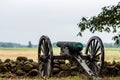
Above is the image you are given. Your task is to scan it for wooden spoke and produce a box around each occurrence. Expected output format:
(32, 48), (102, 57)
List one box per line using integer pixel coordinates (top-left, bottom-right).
(95, 53), (102, 58)
(90, 41), (93, 53)
(88, 47), (91, 54)
(41, 45), (44, 54)
(95, 46), (101, 55)
(92, 62), (100, 75)
(92, 39), (95, 52)
(94, 40), (98, 51)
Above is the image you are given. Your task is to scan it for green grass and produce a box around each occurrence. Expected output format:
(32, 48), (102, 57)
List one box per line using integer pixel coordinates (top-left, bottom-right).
(0, 76), (90, 80)
(1, 76), (120, 80)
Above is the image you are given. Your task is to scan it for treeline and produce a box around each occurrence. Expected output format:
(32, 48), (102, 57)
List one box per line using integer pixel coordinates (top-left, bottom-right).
(0, 42), (119, 48)
(104, 43), (118, 48)
(0, 42), (37, 48)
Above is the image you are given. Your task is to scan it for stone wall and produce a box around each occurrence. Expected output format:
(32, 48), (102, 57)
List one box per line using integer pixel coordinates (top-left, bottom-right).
(0, 56), (120, 78)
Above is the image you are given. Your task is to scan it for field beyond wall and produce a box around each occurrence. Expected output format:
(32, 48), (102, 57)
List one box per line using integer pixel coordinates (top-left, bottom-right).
(0, 48), (119, 62)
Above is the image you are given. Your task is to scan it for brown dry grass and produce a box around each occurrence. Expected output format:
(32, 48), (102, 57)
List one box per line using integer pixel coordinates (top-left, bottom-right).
(0, 48), (38, 62)
(0, 48), (119, 62)
(0, 48), (60, 62)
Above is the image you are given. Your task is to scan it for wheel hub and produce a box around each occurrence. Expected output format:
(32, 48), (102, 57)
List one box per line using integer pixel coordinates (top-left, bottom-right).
(39, 55), (49, 62)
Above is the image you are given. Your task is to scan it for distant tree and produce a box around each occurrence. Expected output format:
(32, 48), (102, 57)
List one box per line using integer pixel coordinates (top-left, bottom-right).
(27, 41), (32, 48)
(78, 2), (120, 45)
(1, 44), (7, 47)
(115, 38), (120, 47)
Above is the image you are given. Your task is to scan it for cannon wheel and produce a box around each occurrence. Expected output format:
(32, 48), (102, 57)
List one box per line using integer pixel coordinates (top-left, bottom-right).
(38, 35), (53, 78)
(85, 36), (104, 76)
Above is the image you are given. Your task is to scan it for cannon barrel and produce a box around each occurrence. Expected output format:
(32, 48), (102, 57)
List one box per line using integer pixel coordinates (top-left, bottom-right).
(56, 42), (83, 51)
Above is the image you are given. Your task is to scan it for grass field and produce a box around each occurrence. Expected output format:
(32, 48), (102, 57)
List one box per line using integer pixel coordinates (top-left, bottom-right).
(0, 47), (119, 62)
(0, 48), (38, 62)
(1, 76), (120, 80)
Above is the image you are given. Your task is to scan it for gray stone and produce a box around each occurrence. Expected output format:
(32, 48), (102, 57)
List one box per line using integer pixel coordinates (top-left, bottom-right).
(60, 64), (69, 70)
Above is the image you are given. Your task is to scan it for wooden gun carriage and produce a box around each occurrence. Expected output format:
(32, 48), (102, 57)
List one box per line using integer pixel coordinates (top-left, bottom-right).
(38, 35), (104, 79)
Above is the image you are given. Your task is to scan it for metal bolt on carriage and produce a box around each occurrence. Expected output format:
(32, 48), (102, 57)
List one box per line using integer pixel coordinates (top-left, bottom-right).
(38, 35), (104, 79)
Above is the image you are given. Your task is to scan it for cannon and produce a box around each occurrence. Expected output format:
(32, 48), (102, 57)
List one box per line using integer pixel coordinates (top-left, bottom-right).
(38, 35), (104, 79)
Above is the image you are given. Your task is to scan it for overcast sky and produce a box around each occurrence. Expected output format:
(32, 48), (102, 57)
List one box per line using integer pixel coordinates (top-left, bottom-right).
(0, 0), (119, 45)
